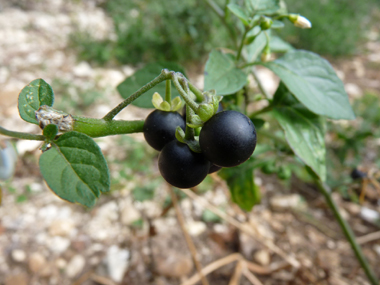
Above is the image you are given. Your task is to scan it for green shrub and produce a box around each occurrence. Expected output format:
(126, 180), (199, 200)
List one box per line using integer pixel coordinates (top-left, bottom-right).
(71, 0), (229, 66)
(278, 0), (376, 56)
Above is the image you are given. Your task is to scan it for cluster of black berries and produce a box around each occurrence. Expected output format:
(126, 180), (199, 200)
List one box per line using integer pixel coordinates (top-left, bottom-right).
(143, 108), (257, 188)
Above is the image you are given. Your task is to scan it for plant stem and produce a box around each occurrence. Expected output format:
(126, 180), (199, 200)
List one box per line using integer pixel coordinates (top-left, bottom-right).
(171, 73), (199, 111)
(184, 105), (195, 140)
(103, 70), (170, 121)
(165, 79), (171, 102)
(205, 0), (238, 48)
(0, 125), (45, 141)
(188, 82), (204, 102)
(315, 179), (379, 285)
(73, 117), (144, 138)
(236, 27), (249, 62)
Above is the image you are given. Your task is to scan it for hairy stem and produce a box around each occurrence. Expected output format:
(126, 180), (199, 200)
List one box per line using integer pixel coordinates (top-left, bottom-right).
(171, 73), (199, 111)
(73, 117), (144, 138)
(315, 179), (379, 285)
(103, 70), (170, 121)
(0, 125), (45, 141)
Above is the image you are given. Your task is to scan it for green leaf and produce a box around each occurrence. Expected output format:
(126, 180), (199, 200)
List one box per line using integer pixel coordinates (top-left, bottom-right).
(43, 124), (58, 141)
(204, 50), (247, 96)
(272, 83), (326, 181)
(270, 36), (294, 52)
(261, 50), (355, 120)
(18, 79), (54, 124)
(245, 30), (269, 62)
(250, 118), (265, 130)
(117, 62), (186, 108)
(218, 159), (261, 211)
(227, 4), (250, 26)
(271, 20), (285, 29)
(39, 131), (110, 208)
(245, 0), (281, 15)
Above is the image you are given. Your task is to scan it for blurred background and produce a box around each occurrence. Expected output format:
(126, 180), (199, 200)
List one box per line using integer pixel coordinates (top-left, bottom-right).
(0, 0), (379, 284)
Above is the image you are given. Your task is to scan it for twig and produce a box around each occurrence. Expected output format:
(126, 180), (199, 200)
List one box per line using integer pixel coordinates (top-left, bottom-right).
(181, 253), (241, 285)
(168, 186), (209, 285)
(90, 274), (118, 285)
(242, 264), (264, 285)
(357, 230), (380, 245)
(182, 253), (285, 285)
(229, 261), (243, 285)
(179, 188), (300, 268)
(315, 179), (379, 285)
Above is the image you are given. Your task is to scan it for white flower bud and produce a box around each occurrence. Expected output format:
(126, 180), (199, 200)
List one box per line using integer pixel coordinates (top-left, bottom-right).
(289, 14), (312, 29)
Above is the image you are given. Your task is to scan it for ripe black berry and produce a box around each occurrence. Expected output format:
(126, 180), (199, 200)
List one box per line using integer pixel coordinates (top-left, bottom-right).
(158, 140), (210, 188)
(199, 110), (257, 167)
(143, 110), (185, 151)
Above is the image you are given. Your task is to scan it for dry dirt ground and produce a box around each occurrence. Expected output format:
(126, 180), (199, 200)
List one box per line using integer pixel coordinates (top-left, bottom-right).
(0, 1), (380, 285)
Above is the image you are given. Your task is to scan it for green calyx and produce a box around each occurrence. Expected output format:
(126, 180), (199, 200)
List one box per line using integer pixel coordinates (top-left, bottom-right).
(175, 126), (201, 153)
(152, 92), (183, 112)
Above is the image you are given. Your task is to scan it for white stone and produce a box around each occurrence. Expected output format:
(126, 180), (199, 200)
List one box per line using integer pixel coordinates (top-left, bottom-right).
(121, 205), (141, 226)
(49, 219), (75, 237)
(186, 220), (207, 236)
(11, 249), (26, 262)
(73, 61), (93, 78)
(253, 250), (270, 266)
(106, 245), (130, 282)
(269, 194), (306, 211)
(28, 253), (47, 273)
(66, 255), (86, 278)
(360, 207), (380, 224)
(345, 83), (362, 99)
(55, 258), (67, 269)
(374, 245), (380, 258)
(16, 140), (42, 156)
(47, 236), (71, 254)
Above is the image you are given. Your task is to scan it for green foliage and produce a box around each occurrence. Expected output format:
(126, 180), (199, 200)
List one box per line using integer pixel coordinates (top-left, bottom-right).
(261, 50), (355, 120)
(204, 50), (247, 95)
(71, 0), (229, 65)
(18, 79), (54, 124)
(272, 83), (326, 181)
(278, 0), (377, 56)
(39, 132), (110, 208)
(117, 62), (186, 108)
(218, 158), (261, 211)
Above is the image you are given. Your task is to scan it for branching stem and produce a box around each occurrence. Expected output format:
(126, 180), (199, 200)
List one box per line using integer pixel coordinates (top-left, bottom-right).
(0, 125), (45, 141)
(315, 179), (379, 285)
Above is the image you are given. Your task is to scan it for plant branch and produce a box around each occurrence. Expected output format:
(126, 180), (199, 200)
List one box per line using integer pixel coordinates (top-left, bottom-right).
(236, 27), (249, 62)
(168, 186), (209, 285)
(188, 81), (204, 102)
(103, 69), (170, 121)
(0, 125), (45, 141)
(73, 117), (144, 137)
(315, 179), (379, 285)
(171, 73), (199, 111)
